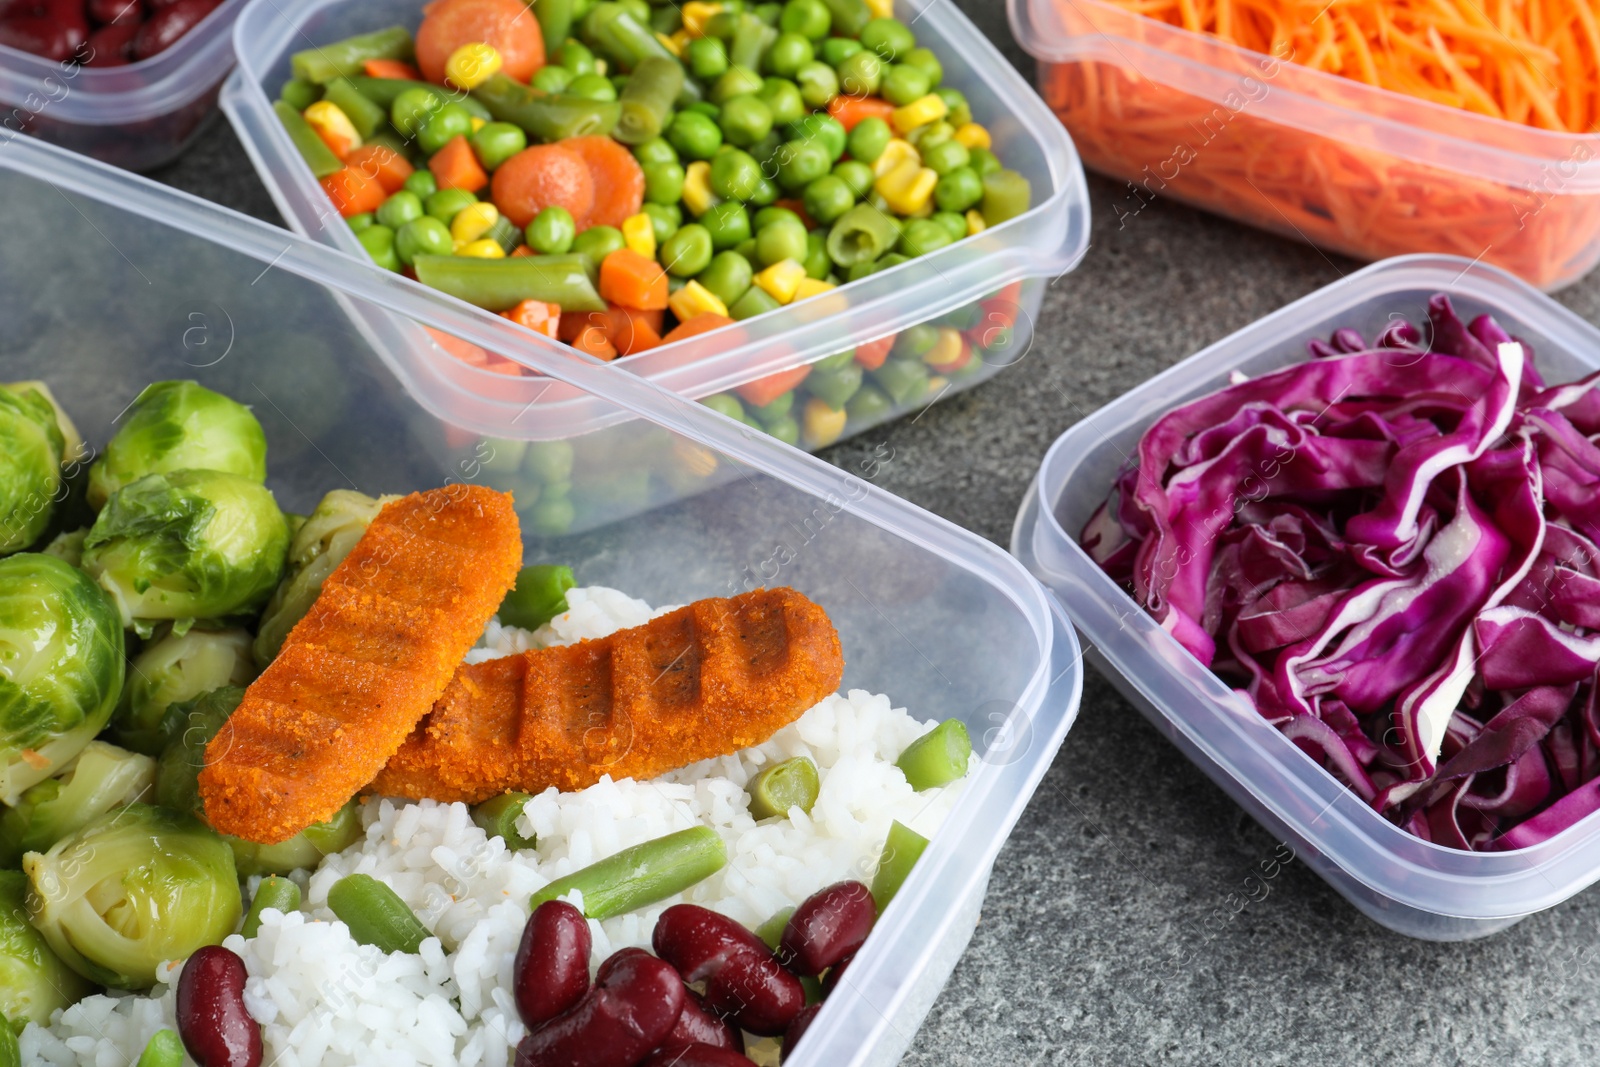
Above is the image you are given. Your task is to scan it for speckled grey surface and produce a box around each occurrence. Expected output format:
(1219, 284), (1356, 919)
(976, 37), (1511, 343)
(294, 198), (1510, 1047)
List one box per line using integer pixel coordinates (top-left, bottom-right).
(147, 4), (1600, 1063)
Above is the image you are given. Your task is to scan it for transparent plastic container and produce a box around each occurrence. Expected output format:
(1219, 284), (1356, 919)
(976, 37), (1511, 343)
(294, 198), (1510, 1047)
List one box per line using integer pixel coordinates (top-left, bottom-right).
(219, 0), (1090, 473)
(0, 130), (1083, 1064)
(0, 0), (244, 170)
(1014, 254), (1600, 941)
(1009, 0), (1600, 291)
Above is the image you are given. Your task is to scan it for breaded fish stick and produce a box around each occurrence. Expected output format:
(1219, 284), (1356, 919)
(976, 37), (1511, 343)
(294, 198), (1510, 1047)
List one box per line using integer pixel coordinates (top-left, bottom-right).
(371, 588), (844, 804)
(200, 485), (523, 843)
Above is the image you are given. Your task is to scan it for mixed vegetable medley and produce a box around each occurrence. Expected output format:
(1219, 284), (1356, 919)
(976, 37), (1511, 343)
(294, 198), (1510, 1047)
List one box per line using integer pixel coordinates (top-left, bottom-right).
(1083, 296), (1600, 852)
(274, 0), (1032, 368)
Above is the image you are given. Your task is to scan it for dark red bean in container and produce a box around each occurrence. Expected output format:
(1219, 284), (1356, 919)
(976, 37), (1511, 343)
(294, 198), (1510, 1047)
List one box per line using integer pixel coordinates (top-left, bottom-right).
(83, 20), (136, 64)
(780, 1004), (821, 1064)
(516, 948), (684, 1067)
(820, 954), (851, 998)
(88, 0), (142, 24)
(130, 0), (216, 58)
(653, 904), (804, 1037)
(778, 882), (875, 977)
(640, 1044), (755, 1067)
(0, 12), (86, 60)
(514, 899), (592, 1029)
(177, 945), (263, 1067)
(665, 989), (743, 1053)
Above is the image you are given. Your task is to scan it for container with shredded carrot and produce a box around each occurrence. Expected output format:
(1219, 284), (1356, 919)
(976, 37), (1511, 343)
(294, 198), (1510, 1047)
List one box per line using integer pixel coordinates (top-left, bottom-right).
(1009, 0), (1600, 289)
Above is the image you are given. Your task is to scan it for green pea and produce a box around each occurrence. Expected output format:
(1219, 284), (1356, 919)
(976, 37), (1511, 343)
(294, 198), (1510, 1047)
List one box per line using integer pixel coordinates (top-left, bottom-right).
(376, 190), (423, 229)
(703, 393), (746, 420)
(643, 201), (682, 243)
(425, 187), (479, 224)
(395, 215), (454, 264)
(775, 137), (830, 191)
(765, 413), (801, 444)
(634, 136), (679, 167)
(756, 215), (808, 265)
(556, 39), (598, 77)
(711, 65), (766, 103)
(660, 223), (714, 276)
(968, 146), (1001, 177)
(880, 63), (930, 106)
(710, 148), (763, 200)
(527, 205), (577, 253)
(794, 60), (838, 109)
(802, 174), (853, 225)
(819, 36), (862, 66)
(730, 284), (781, 319)
(802, 230), (831, 278)
(921, 138), (969, 176)
(936, 87), (972, 127)
(899, 218), (953, 257)
(471, 121), (528, 171)
(697, 250), (755, 307)
(893, 323), (939, 358)
(780, 0), (830, 38)
(805, 362), (862, 408)
(835, 49), (882, 96)
(686, 100), (722, 119)
(788, 112), (847, 159)
(732, 236), (760, 261)
(720, 93), (773, 146)
(901, 46), (942, 88)
(847, 116), (892, 163)
(872, 356), (929, 404)
(833, 159), (874, 198)
(567, 72), (618, 101)
(759, 77), (806, 126)
(860, 16), (915, 62)
(644, 160), (686, 203)
(533, 64), (574, 92)
(764, 31), (812, 77)
(909, 119), (954, 150)
(391, 86), (441, 138)
(701, 200), (752, 249)
(527, 495), (576, 537)
(754, 389), (796, 423)
(347, 212), (376, 233)
(418, 102), (473, 155)
(357, 223), (400, 271)
(754, 1), (781, 24)
(932, 210), (968, 243)
(689, 35), (729, 80)
(847, 383), (894, 424)
(749, 175), (780, 206)
(667, 110), (724, 159)
(934, 166), (982, 212)
(754, 205), (801, 230)
(402, 169), (438, 198)
(572, 225), (627, 264)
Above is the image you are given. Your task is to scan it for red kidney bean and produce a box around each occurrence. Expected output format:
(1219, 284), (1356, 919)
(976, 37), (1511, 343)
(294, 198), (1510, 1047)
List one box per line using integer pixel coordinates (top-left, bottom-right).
(0, 10), (85, 59)
(653, 905), (804, 1037)
(516, 948), (684, 1067)
(640, 1044), (755, 1067)
(780, 1004), (821, 1065)
(88, 0), (141, 24)
(778, 882), (875, 978)
(83, 19), (135, 63)
(514, 899), (592, 1029)
(820, 954), (851, 998)
(130, 0), (214, 58)
(665, 989), (742, 1053)
(177, 946), (263, 1067)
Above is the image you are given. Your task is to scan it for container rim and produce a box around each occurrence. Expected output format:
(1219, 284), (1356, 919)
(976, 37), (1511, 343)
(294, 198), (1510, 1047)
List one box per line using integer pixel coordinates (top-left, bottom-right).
(1015, 253), (1600, 920)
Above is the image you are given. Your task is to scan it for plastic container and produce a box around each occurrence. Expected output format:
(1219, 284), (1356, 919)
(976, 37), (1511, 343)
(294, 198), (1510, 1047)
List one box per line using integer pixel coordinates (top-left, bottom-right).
(1014, 254), (1600, 941)
(0, 0), (245, 170)
(1008, 0), (1600, 291)
(218, 0), (1090, 481)
(0, 129), (1082, 1064)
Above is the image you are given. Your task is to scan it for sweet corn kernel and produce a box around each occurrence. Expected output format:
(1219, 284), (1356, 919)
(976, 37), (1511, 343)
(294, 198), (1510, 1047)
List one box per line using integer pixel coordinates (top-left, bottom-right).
(954, 122), (991, 150)
(450, 201), (500, 244)
(874, 161), (938, 216)
(681, 1), (722, 36)
(656, 30), (683, 57)
(965, 209), (987, 236)
(682, 160), (717, 215)
(303, 101), (361, 155)
(622, 212), (657, 258)
(926, 375), (949, 396)
(864, 0), (894, 16)
(892, 93), (949, 135)
(871, 138), (919, 179)
(793, 277), (836, 301)
(445, 42), (502, 90)
(458, 238), (506, 258)
(669, 279), (730, 321)
(673, 439), (719, 478)
(670, 28), (693, 54)
(754, 259), (807, 303)
(802, 397), (848, 448)
(470, 116), (487, 133)
(924, 327), (965, 368)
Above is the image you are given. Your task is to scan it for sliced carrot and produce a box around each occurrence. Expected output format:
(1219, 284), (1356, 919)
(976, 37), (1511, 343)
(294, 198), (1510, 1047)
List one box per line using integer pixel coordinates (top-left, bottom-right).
(482, 357), (527, 376)
(827, 95), (895, 131)
(426, 326), (490, 367)
(853, 334), (895, 370)
(561, 135), (645, 228)
(320, 167), (387, 218)
(510, 244), (537, 257)
(569, 324), (618, 360)
(491, 144), (594, 227)
(660, 312), (735, 344)
(772, 198), (816, 230)
(736, 366), (811, 407)
(363, 58), (422, 79)
(343, 143), (415, 194)
(416, 0), (545, 84)
(606, 305), (664, 355)
(598, 248), (669, 310)
(503, 299), (561, 337)
(430, 134), (490, 192)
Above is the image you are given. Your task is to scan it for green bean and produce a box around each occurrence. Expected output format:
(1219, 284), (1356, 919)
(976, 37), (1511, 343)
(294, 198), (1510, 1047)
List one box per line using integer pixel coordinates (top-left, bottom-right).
(826, 203), (899, 267)
(529, 826), (726, 919)
(571, 225), (627, 266)
(534, 0), (575, 53)
(279, 77), (320, 111)
(351, 76), (492, 120)
(472, 792), (537, 850)
(0, 1021), (16, 1067)
(730, 12), (776, 70)
(243, 875), (303, 939)
(583, 2), (674, 70)
(747, 756), (820, 820)
(871, 358), (928, 405)
(846, 383), (894, 424)
(414, 253), (606, 312)
(486, 215), (524, 254)
(730, 284), (781, 319)
(818, 0), (870, 36)
(134, 1029), (183, 1067)
(981, 170), (1032, 226)
(292, 26), (415, 84)
(697, 249), (753, 306)
(805, 363), (862, 409)
(322, 77), (388, 139)
(896, 718), (971, 790)
(274, 101), (344, 179)
(472, 74), (621, 141)
(755, 906), (795, 950)
(498, 564), (576, 630)
(870, 820), (929, 911)
(327, 874), (430, 954)
(615, 56), (683, 145)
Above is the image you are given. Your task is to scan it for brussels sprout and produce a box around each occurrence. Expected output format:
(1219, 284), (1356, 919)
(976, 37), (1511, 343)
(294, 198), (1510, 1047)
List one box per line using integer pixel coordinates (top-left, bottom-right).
(156, 687), (362, 875)
(40, 527), (87, 567)
(4, 381), (83, 469)
(1, 869), (92, 1030)
(111, 626), (257, 755)
(0, 385), (64, 556)
(253, 489), (398, 665)
(23, 802), (242, 990)
(0, 741), (155, 866)
(87, 381), (268, 510)
(0, 553), (125, 805)
(82, 471), (290, 635)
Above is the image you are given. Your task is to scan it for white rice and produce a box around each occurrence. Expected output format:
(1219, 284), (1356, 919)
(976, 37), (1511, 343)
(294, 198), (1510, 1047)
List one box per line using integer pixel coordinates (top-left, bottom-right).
(21, 587), (970, 1067)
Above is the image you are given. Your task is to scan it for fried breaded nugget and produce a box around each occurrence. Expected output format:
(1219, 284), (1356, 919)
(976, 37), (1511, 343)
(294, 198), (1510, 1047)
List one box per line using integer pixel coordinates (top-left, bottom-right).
(370, 587), (844, 803)
(200, 485), (523, 843)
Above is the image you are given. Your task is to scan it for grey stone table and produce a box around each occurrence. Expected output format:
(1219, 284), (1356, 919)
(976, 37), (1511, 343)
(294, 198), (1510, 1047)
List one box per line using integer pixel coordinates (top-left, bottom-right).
(149, 4), (1600, 1062)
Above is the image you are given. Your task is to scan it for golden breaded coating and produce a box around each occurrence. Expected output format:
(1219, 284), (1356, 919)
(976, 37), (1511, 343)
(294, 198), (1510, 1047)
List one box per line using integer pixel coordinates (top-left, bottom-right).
(200, 485), (523, 843)
(370, 588), (844, 803)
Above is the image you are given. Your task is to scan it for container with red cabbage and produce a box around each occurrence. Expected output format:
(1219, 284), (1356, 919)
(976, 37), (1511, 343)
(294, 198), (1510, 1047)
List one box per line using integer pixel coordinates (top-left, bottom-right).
(1082, 292), (1600, 854)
